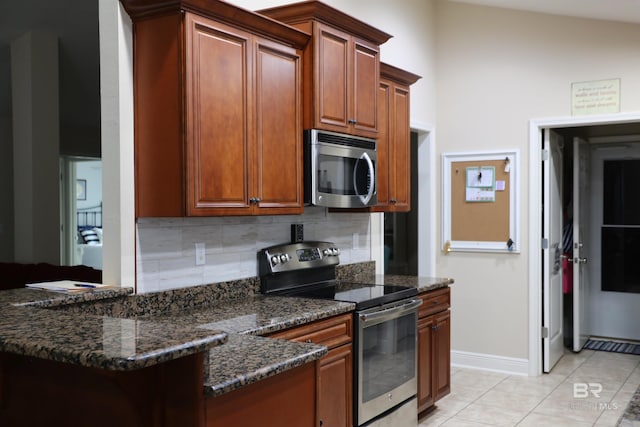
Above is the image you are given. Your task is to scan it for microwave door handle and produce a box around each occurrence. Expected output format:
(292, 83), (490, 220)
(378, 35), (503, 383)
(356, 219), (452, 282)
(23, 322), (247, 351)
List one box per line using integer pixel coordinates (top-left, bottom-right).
(354, 152), (375, 205)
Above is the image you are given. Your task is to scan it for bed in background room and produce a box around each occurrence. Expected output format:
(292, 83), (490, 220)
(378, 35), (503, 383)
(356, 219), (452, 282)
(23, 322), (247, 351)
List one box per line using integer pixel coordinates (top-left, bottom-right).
(76, 203), (102, 270)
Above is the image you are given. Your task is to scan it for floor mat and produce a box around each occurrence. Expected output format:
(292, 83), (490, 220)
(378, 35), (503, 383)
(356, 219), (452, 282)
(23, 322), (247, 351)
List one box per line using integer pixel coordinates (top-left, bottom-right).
(584, 339), (640, 355)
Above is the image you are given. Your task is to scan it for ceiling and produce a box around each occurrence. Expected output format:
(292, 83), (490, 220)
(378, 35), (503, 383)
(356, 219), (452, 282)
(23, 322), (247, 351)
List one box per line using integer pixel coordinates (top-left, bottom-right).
(0, 0), (100, 134)
(449, 0), (640, 25)
(1, 0), (639, 142)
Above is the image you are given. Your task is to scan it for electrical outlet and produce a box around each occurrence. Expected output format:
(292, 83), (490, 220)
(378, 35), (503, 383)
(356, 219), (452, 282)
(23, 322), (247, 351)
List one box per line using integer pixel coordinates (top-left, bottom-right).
(195, 243), (205, 265)
(291, 224), (304, 242)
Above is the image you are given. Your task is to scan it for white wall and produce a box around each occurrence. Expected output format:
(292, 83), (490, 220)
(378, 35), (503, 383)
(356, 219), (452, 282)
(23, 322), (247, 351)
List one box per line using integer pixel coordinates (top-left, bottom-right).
(11, 31), (61, 264)
(0, 116), (12, 262)
(76, 160), (102, 210)
(99, 0), (135, 288)
(434, 1), (640, 365)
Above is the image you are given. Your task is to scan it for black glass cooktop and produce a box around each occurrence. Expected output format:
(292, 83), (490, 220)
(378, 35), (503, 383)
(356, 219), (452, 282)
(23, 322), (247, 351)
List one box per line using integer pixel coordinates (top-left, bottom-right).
(280, 281), (418, 311)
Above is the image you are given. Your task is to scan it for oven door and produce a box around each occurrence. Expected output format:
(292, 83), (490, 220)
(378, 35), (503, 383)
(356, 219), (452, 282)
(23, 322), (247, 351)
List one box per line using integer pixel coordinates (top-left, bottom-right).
(355, 298), (422, 426)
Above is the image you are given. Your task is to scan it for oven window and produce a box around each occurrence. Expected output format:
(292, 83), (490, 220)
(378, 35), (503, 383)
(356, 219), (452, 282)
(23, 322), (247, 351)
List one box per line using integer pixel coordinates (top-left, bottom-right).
(361, 311), (416, 402)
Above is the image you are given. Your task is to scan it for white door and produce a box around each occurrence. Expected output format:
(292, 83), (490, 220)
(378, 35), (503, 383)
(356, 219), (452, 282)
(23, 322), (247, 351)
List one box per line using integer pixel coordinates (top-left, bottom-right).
(543, 129), (564, 372)
(572, 138), (590, 351)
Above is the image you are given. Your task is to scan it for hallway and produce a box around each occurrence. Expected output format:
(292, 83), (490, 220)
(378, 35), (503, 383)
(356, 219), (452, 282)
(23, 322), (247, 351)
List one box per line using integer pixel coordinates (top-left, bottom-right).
(419, 349), (640, 426)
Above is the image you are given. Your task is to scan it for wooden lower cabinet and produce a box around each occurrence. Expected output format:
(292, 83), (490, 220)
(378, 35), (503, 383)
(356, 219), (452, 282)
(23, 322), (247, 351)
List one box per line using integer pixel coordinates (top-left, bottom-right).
(206, 362), (317, 427)
(0, 352), (207, 427)
(417, 287), (451, 414)
(269, 313), (353, 427)
(318, 344), (353, 427)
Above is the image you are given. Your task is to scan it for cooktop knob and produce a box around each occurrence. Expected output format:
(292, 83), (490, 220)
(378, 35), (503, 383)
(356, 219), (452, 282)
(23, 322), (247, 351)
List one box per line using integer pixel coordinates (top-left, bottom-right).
(271, 255), (280, 265)
(322, 248), (330, 256)
(279, 254), (289, 263)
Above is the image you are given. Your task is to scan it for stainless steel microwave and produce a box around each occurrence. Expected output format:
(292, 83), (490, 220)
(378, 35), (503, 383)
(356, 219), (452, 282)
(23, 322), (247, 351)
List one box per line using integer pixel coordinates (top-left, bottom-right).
(304, 129), (377, 208)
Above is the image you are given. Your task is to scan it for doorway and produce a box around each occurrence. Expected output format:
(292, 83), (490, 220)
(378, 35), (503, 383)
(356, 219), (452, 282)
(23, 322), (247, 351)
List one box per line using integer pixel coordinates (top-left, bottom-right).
(384, 132), (419, 275)
(529, 112), (640, 375)
(60, 157), (103, 269)
(587, 143), (640, 340)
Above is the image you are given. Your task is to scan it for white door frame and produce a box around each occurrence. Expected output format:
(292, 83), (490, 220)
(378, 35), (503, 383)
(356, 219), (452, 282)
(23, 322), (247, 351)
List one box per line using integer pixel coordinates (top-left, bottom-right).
(528, 111), (640, 376)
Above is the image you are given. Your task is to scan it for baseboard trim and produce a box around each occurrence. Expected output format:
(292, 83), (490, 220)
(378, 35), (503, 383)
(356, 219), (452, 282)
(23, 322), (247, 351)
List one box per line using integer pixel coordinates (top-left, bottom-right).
(451, 350), (529, 376)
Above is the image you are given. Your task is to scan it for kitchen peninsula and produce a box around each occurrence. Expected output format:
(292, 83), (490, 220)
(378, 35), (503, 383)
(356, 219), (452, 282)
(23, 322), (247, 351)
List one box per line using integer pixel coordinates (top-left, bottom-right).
(0, 271), (452, 426)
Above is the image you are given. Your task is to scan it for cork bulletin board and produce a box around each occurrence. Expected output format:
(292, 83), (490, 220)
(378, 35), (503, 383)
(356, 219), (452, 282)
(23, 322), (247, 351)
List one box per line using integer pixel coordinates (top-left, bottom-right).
(442, 150), (520, 253)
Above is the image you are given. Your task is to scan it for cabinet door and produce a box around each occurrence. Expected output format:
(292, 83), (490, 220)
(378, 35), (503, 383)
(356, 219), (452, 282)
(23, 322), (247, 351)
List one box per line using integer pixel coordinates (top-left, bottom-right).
(390, 84), (411, 211)
(417, 315), (435, 412)
(253, 37), (304, 214)
(434, 310), (451, 401)
(374, 79), (391, 209)
(318, 344), (353, 427)
(316, 23), (350, 132)
(351, 37), (379, 138)
(372, 77), (411, 212)
(185, 15), (253, 215)
(206, 363), (317, 427)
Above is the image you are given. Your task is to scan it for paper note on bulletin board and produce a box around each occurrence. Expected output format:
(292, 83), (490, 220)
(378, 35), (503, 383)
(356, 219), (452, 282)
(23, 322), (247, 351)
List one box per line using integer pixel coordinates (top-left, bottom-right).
(465, 166), (496, 202)
(451, 160), (510, 242)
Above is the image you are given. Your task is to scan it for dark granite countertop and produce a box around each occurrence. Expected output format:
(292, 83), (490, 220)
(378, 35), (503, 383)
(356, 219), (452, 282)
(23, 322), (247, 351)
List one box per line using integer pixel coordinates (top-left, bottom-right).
(133, 294), (354, 396)
(0, 287), (228, 371)
(0, 269), (452, 398)
(203, 333), (327, 397)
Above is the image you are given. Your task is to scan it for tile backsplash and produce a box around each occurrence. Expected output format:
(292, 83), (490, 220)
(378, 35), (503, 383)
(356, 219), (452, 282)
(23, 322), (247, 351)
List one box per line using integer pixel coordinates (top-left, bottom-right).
(136, 207), (372, 293)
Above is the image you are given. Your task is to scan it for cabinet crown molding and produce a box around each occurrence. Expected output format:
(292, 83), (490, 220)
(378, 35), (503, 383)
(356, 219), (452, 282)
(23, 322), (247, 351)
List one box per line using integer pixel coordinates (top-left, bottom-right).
(380, 62), (422, 86)
(257, 0), (392, 45)
(118, 0), (310, 48)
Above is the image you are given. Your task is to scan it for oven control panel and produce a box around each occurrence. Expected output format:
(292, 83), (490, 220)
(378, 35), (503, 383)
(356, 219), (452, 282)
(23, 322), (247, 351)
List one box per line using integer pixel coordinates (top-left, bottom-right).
(258, 241), (340, 274)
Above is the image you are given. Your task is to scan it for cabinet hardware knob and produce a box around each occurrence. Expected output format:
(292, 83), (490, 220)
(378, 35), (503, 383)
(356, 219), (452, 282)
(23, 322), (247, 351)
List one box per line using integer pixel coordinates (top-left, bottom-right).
(348, 118), (357, 124)
(433, 300), (438, 304)
(305, 339), (312, 343)
(390, 198), (397, 204)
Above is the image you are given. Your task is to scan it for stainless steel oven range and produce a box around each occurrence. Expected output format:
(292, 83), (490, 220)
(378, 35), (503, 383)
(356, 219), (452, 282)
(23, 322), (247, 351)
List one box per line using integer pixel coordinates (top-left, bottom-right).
(259, 241), (421, 427)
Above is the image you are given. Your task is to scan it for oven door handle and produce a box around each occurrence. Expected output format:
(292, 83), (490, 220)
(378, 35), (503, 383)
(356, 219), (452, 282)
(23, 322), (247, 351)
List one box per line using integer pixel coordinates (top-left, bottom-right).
(359, 299), (423, 324)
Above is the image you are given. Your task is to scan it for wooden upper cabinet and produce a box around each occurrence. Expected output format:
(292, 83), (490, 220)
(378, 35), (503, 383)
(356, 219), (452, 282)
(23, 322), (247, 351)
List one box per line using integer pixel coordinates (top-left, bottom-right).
(124, 0), (309, 217)
(374, 63), (421, 212)
(185, 16), (305, 215)
(258, 1), (392, 139)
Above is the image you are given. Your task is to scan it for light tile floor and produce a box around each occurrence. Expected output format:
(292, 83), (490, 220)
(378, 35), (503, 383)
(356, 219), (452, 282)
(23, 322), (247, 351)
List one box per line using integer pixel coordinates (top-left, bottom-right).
(419, 349), (640, 426)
